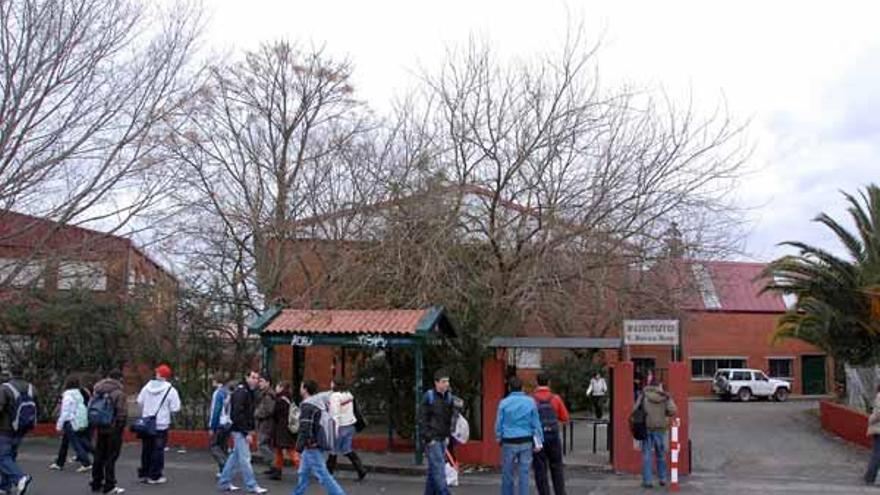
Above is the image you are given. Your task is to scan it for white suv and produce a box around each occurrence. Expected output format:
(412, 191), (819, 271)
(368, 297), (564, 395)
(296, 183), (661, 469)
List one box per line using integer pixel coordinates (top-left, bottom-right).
(713, 368), (791, 402)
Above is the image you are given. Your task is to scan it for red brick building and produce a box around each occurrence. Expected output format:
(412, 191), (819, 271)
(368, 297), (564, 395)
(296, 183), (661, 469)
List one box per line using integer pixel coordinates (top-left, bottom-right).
(0, 210), (178, 373)
(626, 261), (831, 396)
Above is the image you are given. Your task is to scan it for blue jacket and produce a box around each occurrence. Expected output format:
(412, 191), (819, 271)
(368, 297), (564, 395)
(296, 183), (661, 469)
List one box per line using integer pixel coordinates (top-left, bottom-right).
(208, 386), (227, 432)
(495, 391), (544, 444)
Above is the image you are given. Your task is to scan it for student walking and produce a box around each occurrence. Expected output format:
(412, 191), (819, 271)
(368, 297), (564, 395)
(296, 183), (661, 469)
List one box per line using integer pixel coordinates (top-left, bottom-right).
(496, 376), (543, 495)
(586, 372), (608, 420)
(0, 366), (36, 495)
(639, 379), (677, 489)
(327, 377), (367, 481)
(217, 370), (268, 494)
(89, 370), (127, 494)
(419, 369), (459, 495)
(254, 376), (276, 469)
(135, 364), (181, 485)
(292, 380), (346, 495)
(864, 385), (880, 485)
(268, 381), (299, 480)
(208, 373), (232, 476)
(532, 374), (569, 495)
(50, 376), (91, 473)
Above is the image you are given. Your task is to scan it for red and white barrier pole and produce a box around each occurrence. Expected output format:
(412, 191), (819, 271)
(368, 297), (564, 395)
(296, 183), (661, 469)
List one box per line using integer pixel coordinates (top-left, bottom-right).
(670, 417), (681, 492)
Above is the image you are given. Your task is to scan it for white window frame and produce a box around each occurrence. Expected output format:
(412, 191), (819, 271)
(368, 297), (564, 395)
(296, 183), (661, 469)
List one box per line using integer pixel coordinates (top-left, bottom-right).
(690, 356), (748, 381)
(767, 356), (795, 379)
(58, 261), (108, 291)
(0, 258), (45, 288)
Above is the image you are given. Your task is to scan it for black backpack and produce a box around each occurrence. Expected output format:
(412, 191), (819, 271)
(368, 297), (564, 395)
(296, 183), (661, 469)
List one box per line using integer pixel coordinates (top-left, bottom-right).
(536, 396), (560, 441)
(630, 395), (648, 441)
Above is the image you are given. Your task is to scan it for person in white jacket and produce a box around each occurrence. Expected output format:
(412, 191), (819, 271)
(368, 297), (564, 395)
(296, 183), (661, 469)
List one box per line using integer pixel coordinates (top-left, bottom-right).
(135, 365), (181, 485)
(326, 377), (367, 480)
(586, 372), (608, 420)
(49, 376), (91, 472)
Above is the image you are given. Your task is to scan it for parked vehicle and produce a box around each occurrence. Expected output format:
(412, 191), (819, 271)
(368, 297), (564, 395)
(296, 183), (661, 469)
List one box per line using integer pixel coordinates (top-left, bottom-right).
(713, 368), (790, 402)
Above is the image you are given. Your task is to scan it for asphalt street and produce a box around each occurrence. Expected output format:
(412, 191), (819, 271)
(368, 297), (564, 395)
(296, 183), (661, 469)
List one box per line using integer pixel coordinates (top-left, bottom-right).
(10, 400), (880, 494)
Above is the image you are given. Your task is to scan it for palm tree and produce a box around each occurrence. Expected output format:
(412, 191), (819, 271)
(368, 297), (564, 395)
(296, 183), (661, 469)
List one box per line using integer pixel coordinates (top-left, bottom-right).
(761, 184), (880, 366)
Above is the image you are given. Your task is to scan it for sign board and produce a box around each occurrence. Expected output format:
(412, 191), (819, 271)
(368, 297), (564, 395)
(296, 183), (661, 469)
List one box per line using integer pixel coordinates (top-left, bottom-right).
(624, 319), (680, 346)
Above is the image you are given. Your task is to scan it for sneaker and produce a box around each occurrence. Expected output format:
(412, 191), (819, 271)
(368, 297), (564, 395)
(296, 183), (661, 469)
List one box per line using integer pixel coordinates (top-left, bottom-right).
(77, 465), (92, 473)
(247, 487), (268, 494)
(48, 463), (62, 471)
(146, 477), (167, 484)
(17, 475), (32, 495)
(107, 488), (126, 494)
(659, 480), (667, 486)
(218, 485), (240, 492)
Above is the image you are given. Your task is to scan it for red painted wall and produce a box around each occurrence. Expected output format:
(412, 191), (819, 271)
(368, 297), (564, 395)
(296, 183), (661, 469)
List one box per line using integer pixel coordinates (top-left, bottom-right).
(820, 401), (870, 449)
(611, 361), (690, 476)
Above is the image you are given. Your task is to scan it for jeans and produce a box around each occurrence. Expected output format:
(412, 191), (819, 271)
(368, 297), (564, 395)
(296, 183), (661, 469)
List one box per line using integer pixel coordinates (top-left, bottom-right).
(866, 435), (880, 484)
(138, 429), (168, 481)
(534, 436), (566, 495)
(641, 431), (668, 485)
(423, 440), (449, 495)
(292, 448), (346, 495)
(502, 442), (533, 495)
(210, 427), (232, 471)
(91, 428), (123, 492)
(0, 433), (24, 492)
(335, 425), (355, 455)
(219, 432), (258, 491)
(56, 421), (92, 467)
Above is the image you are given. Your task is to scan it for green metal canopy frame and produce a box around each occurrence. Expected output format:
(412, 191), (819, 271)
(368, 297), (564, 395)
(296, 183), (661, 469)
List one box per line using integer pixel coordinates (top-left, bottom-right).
(247, 305), (456, 465)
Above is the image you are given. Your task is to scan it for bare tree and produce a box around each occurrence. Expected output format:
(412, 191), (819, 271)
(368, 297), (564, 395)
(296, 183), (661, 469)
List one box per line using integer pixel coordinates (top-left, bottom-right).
(0, 0), (203, 286)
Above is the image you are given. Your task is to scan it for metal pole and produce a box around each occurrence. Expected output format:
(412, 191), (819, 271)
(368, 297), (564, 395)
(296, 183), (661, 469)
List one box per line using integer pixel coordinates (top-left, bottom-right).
(414, 343), (424, 465)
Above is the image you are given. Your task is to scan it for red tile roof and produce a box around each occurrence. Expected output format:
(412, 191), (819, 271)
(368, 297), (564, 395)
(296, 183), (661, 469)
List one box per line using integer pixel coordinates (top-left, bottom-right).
(263, 309), (434, 335)
(683, 260), (787, 313)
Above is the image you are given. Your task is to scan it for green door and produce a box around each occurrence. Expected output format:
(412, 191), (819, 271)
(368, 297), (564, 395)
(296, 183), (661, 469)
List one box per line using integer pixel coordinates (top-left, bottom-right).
(801, 355), (827, 395)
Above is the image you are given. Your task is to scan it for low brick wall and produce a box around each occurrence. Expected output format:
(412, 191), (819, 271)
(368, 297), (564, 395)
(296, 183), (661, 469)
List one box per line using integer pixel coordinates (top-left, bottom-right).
(820, 400), (871, 449)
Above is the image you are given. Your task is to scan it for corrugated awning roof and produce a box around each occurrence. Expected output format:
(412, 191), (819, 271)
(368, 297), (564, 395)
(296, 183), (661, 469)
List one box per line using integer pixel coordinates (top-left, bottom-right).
(250, 306), (454, 337)
(488, 337), (621, 349)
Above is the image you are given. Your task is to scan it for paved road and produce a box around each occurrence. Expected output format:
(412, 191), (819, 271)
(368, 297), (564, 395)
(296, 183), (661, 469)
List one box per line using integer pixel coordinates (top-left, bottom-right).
(12, 402), (880, 494)
(690, 399), (875, 493)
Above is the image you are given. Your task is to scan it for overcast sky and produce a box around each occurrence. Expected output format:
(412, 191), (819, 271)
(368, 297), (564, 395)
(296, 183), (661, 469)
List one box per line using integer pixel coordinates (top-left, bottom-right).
(204, 0), (879, 262)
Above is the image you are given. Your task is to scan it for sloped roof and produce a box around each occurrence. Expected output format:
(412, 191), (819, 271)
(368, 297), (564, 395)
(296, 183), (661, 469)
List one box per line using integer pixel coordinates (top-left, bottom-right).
(253, 307), (454, 337)
(682, 260), (786, 313)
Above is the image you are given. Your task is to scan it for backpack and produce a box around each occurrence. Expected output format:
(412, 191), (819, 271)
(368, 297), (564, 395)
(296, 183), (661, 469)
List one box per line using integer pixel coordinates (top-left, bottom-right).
(426, 389), (453, 406)
(315, 407), (336, 452)
(536, 396), (560, 441)
(286, 398), (300, 434)
(3, 382), (37, 434)
(630, 395), (648, 441)
(88, 392), (116, 428)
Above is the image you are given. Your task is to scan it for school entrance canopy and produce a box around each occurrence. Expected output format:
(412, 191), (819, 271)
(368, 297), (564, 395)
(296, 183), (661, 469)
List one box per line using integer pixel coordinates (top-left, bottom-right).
(248, 306), (456, 464)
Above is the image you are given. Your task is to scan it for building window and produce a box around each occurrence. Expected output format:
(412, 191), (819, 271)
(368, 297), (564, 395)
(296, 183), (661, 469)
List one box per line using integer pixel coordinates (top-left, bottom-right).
(0, 258), (45, 288)
(58, 261), (107, 291)
(507, 349), (542, 369)
(691, 357), (747, 380)
(768, 358), (793, 379)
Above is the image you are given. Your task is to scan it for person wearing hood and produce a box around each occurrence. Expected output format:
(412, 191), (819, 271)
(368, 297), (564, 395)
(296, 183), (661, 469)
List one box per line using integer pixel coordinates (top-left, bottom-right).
(50, 376), (91, 473)
(0, 365), (36, 495)
(217, 370), (268, 494)
(292, 380), (345, 495)
(532, 374), (569, 495)
(90, 370), (127, 494)
(638, 379), (677, 489)
(135, 364), (181, 485)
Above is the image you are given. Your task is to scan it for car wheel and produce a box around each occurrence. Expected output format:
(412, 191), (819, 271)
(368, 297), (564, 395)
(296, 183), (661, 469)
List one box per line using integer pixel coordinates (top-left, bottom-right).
(774, 388), (789, 402)
(738, 388), (752, 402)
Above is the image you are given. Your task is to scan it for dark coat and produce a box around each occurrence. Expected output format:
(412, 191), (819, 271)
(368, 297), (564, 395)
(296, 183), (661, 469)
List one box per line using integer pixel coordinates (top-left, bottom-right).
(230, 383), (256, 433)
(272, 393), (297, 449)
(254, 388), (275, 439)
(92, 378), (127, 431)
(418, 389), (455, 445)
(0, 378), (36, 435)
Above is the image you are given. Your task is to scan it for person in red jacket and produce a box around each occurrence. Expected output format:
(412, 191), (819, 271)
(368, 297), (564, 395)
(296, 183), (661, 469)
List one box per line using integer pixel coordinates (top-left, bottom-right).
(532, 374), (570, 495)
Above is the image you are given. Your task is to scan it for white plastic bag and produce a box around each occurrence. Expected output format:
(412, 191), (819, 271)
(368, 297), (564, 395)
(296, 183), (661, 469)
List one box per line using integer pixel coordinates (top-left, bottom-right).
(450, 412), (470, 444)
(444, 449), (459, 486)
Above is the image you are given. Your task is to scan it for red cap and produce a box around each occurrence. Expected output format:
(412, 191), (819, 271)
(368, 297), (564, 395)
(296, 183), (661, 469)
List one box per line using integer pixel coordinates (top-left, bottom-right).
(155, 364), (172, 379)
